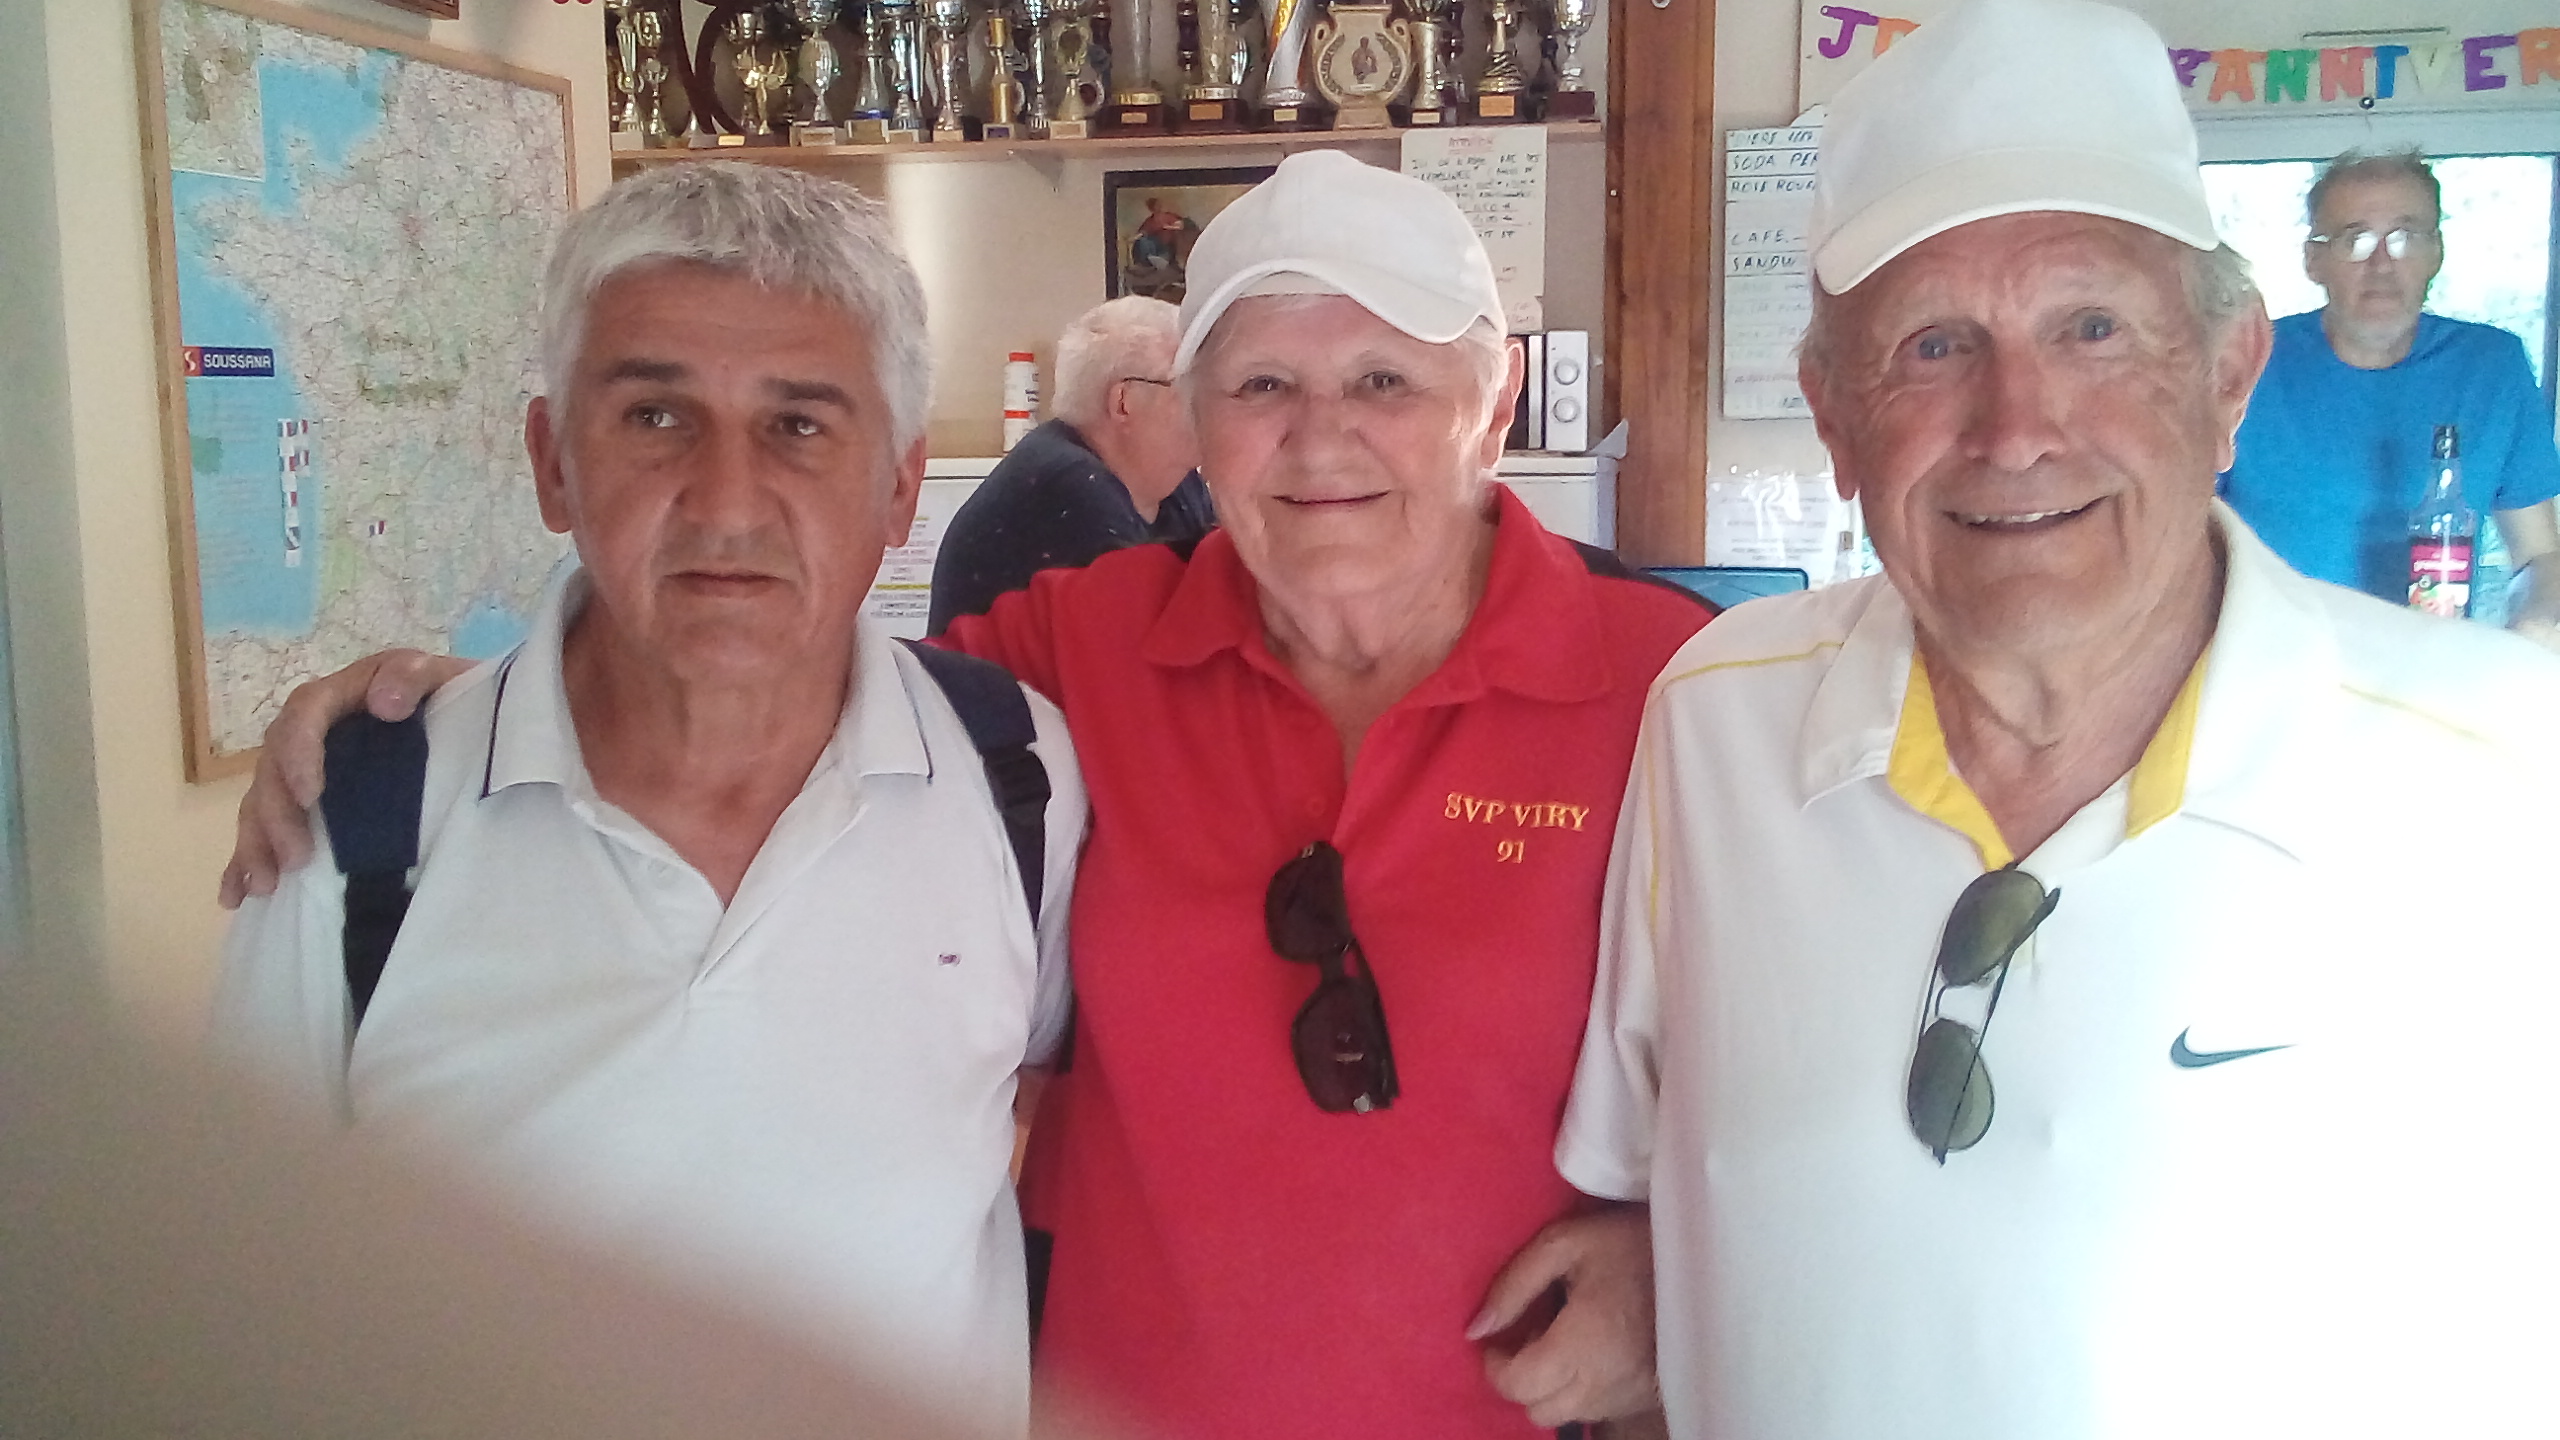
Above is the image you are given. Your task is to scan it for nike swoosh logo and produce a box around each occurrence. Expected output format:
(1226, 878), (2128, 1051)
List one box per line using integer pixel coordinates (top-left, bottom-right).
(2170, 1029), (2292, 1069)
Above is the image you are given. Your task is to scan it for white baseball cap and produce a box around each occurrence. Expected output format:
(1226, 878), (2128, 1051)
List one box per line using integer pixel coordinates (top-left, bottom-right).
(1172, 150), (1507, 374)
(1807, 0), (2221, 294)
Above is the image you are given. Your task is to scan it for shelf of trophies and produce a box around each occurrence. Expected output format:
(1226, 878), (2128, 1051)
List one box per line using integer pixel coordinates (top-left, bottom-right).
(604, 0), (1604, 173)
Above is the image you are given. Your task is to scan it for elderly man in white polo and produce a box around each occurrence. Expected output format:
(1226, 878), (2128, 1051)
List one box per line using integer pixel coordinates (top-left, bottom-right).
(1557, 1), (2560, 1436)
(210, 163), (1087, 1437)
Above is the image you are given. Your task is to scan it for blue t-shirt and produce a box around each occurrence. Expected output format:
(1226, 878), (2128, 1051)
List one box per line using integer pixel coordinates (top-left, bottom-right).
(2223, 310), (2560, 603)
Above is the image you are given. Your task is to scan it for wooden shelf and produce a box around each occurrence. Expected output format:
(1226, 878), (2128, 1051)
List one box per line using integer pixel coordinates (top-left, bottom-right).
(611, 119), (1602, 169)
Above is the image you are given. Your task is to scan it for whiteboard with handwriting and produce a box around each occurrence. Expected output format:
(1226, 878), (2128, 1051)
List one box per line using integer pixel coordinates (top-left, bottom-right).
(1402, 126), (1548, 332)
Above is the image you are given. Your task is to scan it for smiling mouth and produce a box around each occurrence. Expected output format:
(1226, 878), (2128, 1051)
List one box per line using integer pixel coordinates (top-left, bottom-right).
(1280, 493), (1387, 510)
(1953, 499), (2098, 530)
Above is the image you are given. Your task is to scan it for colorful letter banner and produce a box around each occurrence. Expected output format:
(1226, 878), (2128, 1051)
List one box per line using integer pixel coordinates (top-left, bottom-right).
(1799, 1), (2560, 114)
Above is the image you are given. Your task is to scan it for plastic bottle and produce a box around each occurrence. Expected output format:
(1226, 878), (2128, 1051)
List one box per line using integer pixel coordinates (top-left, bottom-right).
(2407, 424), (2476, 619)
(1002, 352), (1039, 451)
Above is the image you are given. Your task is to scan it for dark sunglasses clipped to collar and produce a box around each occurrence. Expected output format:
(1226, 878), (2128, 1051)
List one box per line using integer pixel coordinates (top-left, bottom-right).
(1265, 841), (1400, 1114)
(1906, 865), (2061, 1164)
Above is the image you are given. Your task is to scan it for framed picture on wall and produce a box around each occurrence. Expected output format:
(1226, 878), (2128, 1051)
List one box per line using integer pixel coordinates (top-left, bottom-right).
(1103, 166), (1273, 304)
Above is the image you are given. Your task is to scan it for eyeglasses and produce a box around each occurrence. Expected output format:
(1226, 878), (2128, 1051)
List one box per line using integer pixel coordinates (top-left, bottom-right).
(1905, 866), (2060, 1163)
(2309, 226), (2434, 263)
(1264, 841), (1399, 1114)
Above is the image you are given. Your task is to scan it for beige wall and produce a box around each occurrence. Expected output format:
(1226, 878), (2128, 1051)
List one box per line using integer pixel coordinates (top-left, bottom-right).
(0, 0), (608, 1032)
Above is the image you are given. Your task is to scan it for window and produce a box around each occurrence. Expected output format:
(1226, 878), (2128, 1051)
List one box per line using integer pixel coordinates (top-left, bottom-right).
(2201, 153), (2558, 397)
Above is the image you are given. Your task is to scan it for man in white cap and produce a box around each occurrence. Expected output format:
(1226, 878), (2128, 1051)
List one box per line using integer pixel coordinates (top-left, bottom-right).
(1555, 1), (2560, 1436)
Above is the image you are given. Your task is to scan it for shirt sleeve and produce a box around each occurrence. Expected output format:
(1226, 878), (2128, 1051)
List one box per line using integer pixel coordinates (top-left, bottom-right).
(205, 820), (357, 1129)
(2484, 329), (2560, 512)
(1018, 687), (1089, 1069)
(1553, 705), (1667, 1202)
(937, 572), (1071, 702)
(927, 469), (1148, 636)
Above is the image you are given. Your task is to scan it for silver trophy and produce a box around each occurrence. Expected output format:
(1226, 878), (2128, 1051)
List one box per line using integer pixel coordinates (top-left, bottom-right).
(1018, 0), (1056, 132)
(1406, 0), (1457, 121)
(880, 0), (928, 136)
(788, 0), (844, 141)
(1258, 0), (1316, 118)
(1186, 0), (1240, 102)
(849, 2), (899, 123)
(925, 0), (973, 139)
(1109, 0), (1165, 106)
(607, 0), (642, 148)
(634, 6), (674, 144)
(1545, 0), (1595, 115)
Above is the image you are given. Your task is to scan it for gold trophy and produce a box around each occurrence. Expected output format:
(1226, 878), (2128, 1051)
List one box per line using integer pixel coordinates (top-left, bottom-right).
(1405, 0), (1458, 125)
(981, 10), (1030, 139)
(787, 0), (846, 144)
(1105, 0), (1169, 132)
(728, 10), (789, 142)
(1176, 0), (1244, 130)
(1256, 0), (1318, 128)
(1310, 4), (1410, 130)
(1542, 0), (1595, 118)
(1469, 0), (1527, 122)
(1047, 0), (1104, 138)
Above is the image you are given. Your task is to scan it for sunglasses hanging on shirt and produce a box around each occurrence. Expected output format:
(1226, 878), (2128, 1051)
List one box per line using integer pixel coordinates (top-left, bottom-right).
(1265, 841), (1400, 1114)
(1905, 865), (2061, 1163)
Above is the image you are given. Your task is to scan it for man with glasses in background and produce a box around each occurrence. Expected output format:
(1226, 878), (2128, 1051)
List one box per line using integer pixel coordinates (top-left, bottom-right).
(1554, 2), (2560, 1436)
(2222, 149), (2560, 646)
(927, 296), (1215, 635)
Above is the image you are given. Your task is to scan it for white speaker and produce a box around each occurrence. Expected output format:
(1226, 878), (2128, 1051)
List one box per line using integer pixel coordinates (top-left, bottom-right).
(1542, 330), (1590, 454)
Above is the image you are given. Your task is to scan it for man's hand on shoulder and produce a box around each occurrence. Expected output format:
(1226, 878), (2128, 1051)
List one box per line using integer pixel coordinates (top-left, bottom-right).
(1468, 1202), (1658, 1427)
(219, 649), (471, 909)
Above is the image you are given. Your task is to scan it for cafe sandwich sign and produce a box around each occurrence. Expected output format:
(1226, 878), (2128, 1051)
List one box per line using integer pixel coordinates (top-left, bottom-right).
(1800, 1), (2560, 113)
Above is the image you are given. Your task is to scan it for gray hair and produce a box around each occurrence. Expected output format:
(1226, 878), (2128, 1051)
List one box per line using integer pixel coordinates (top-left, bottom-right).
(1798, 237), (2260, 380)
(539, 162), (932, 447)
(1053, 296), (1180, 429)
(1178, 295), (1511, 424)
(2307, 148), (2440, 228)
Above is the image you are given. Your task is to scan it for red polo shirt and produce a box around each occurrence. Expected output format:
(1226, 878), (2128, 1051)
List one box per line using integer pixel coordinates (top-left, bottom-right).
(942, 487), (1711, 1439)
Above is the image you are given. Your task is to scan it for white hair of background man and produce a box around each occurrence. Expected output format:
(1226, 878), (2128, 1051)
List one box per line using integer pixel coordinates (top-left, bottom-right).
(1052, 296), (1181, 431)
(538, 162), (933, 449)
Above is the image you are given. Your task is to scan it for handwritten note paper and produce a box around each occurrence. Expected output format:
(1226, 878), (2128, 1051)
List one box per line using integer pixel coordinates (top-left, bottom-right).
(1721, 120), (1822, 419)
(1403, 126), (1548, 332)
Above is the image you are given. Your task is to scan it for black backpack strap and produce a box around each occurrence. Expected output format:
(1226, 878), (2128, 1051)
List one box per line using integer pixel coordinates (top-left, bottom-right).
(318, 713), (429, 1035)
(899, 640), (1051, 927)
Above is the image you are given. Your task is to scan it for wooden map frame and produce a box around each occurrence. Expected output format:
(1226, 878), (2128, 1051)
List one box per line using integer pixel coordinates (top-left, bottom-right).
(133, 0), (577, 781)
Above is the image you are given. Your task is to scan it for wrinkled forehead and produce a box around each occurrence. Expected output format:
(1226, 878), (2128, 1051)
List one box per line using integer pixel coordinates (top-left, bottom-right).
(1842, 211), (2190, 317)
(2311, 173), (2436, 229)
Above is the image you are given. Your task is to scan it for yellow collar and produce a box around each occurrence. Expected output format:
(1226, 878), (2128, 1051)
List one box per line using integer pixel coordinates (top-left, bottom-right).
(1887, 651), (2208, 870)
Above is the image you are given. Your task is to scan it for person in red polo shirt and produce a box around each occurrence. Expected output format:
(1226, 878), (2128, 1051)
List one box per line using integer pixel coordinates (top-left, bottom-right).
(218, 152), (1707, 1438)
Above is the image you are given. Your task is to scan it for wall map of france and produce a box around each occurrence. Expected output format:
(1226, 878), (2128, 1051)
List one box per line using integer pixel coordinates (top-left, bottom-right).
(145, 0), (573, 769)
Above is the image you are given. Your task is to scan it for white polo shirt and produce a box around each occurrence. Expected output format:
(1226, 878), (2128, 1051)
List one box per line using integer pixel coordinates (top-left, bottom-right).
(213, 569), (1086, 1436)
(1559, 508), (2560, 1440)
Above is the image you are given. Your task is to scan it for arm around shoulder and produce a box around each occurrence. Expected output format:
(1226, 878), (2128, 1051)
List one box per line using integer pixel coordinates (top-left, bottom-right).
(208, 821), (357, 1129)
